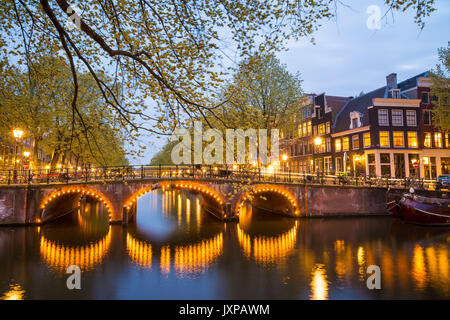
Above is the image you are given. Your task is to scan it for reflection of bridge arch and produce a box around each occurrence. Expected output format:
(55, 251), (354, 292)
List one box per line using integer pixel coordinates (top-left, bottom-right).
(39, 186), (114, 222)
(123, 181), (225, 217)
(235, 185), (300, 217)
(39, 227), (112, 272)
(237, 222), (298, 264)
(126, 232), (223, 275)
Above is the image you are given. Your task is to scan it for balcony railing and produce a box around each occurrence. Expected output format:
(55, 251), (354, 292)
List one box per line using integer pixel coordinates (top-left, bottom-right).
(0, 165), (441, 190)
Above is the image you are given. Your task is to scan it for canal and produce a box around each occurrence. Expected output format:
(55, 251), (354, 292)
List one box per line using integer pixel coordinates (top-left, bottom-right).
(0, 189), (449, 299)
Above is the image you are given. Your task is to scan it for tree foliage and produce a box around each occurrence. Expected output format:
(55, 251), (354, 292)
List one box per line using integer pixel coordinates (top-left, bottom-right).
(430, 42), (450, 132)
(0, 0), (437, 144)
(209, 52), (305, 133)
(0, 54), (128, 168)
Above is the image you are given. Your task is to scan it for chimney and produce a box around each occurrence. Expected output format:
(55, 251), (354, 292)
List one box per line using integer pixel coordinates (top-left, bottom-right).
(386, 73), (397, 89)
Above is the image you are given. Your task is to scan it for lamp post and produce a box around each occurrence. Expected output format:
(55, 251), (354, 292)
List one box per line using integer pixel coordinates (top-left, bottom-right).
(314, 137), (322, 181)
(12, 129), (24, 183)
(353, 155), (360, 178)
(281, 153), (288, 171)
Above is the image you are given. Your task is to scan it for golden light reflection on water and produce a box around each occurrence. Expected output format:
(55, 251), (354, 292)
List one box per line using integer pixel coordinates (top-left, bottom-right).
(310, 264), (328, 300)
(1, 283), (25, 300)
(237, 223), (298, 265)
(126, 233), (223, 276)
(40, 228), (112, 273)
(127, 233), (152, 269)
(413, 245), (427, 290)
(326, 239), (450, 296)
(357, 246), (366, 281)
(174, 233), (223, 275)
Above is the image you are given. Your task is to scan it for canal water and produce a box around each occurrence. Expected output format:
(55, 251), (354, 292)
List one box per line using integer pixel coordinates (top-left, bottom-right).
(0, 189), (449, 300)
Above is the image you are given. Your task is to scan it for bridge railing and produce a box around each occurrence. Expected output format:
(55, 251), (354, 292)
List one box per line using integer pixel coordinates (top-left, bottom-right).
(0, 165), (438, 190)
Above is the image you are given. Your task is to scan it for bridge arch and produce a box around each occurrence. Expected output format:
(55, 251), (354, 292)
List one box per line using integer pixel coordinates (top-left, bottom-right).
(39, 186), (114, 223)
(123, 181), (225, 213)
(235, 184), (300, 217)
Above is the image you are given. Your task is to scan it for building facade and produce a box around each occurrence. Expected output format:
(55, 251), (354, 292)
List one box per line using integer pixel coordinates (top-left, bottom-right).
(281, 72), (449, 179)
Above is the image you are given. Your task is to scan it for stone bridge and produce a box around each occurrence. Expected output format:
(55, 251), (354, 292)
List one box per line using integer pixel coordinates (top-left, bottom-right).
(0, 177), (394, 225)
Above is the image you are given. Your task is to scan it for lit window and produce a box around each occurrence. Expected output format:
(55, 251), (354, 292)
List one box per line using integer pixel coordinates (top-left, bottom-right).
(302, 123), (307, 136)
(407, 132), (417, 148)
(393, 132), (404, 147)
(392, 110), (403, 126)
(335, 139), (342, 152)
(378, 109), (389, 126)
(352, 135), (360, 149)
(307, 121), (312, 136)
(406, 110), (417, 126)
(434, 132), (442, 148)
(379, 131), (390, 147)
(424, 132), (431, 148)
(319, 124), (325, 135)
(363, 133), (371, 148)
(298, 124), (303, 137)
(326, 122), (331, 134)
(343, 137), (349, 151)
(326, 137), (331, 152)
(446, 133), (449, 148)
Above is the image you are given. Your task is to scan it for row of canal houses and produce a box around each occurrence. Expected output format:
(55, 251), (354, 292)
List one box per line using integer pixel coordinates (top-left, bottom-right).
(281, 72), (449, 180)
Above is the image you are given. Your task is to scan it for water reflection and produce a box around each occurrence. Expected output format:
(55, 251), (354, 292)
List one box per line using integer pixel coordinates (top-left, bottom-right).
(127, 190), (224, 277)
(0, 188), (449, 299)
(1, 283), (25, 300)
(237, 203), (298, 265)
(40, 230), (112, 273)
(310, 264), (328, 300)
(39, 199), (112, 273)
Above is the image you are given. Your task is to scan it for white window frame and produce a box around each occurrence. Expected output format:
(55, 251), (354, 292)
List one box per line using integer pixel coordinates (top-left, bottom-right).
(378, 109), (389, 126)
(406, 110), (417, 126)
(391, 110), (403, 126)
(391, 89), (400, 99)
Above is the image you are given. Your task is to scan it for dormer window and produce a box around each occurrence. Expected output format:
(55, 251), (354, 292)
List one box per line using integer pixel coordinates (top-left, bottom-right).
(391, 89), (401, 99)
(349, 111), (362, 129)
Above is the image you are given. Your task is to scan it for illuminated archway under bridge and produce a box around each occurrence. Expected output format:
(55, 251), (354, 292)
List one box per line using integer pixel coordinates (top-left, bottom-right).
(0, 178), (390, 225)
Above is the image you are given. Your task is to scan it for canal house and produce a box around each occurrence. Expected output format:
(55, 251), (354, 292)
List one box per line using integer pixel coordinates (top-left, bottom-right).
(282, 72), (449, 179)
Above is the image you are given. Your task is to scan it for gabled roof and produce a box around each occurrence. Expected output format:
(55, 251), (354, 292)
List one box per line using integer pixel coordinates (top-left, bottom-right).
(398, 71), (428, 91)
(333, 72), (429, 133)
(333, 86), (386, 132)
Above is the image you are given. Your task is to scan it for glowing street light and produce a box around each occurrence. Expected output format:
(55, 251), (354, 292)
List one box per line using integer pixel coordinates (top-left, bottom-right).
(23, 151), (30, 158)
(314, 136), (322, 146)
(282, 154), (288, 161)
(13, 129), (24, 140)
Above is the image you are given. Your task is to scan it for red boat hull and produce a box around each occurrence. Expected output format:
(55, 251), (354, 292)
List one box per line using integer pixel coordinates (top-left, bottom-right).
(387, 198), (450, 226)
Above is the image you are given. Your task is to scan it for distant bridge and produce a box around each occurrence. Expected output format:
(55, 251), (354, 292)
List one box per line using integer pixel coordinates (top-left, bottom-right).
(0, 164), (420, 225)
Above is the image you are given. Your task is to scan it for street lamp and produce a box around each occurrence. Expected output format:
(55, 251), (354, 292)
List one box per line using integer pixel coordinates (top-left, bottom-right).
(281, 153), (289, 173)
(12, 129), (24, 183)
(13, 129), (24, 140)
(23, 151), (30, 158)
(313, 137), (323, 173)
(314, 136), (322, 146)
(353, 155), (361, 177)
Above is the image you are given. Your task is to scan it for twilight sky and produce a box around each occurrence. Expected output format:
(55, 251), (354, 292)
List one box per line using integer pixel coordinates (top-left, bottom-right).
(139, 0), (450, 163)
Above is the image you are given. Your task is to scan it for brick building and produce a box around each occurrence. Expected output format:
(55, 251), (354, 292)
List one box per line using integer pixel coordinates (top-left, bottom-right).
(281, 72), (449, 179)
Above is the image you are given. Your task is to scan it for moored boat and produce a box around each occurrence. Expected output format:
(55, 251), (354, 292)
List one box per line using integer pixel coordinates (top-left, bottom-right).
(387, 193), (450, 226)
